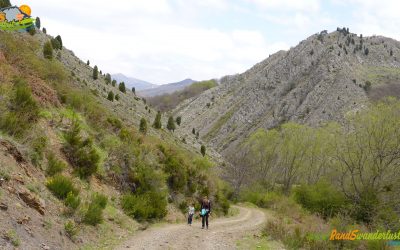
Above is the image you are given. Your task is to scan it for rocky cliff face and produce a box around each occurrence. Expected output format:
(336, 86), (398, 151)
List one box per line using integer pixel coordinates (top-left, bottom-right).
(173, 30), (400, 156)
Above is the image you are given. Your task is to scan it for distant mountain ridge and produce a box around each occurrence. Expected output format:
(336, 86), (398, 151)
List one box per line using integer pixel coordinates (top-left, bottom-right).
(138, 78), (196, 97)
(112, 73), (156, 91)
(173, 29), (400, 156)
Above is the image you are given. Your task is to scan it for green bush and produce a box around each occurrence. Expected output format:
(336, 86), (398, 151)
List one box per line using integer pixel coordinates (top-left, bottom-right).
(240, 188), (281, 209)
(107, 91), (114, 101)
(64, 191), (81, 211)
(349, 188), (379, 223)
(129, 164), (165, 193)
(30, 135), (48, 167)
(46, 175), (78, 200)
(46, 153), (66, 176)
(83, 193), (108, 226)
(121, 191), (167, 221)
(164, 154), (187, 191)
(93, 65), (98, 80)
(119, 82), (126, 93)
(294, 181), (347, 219)
(43, 41), (53, 59)
(107, 117), (122, 129)
(63, 119), (100, 178)
(139, 118), (147, 135)
(0, 78), (40, 137)
(64, 220), (78, 239)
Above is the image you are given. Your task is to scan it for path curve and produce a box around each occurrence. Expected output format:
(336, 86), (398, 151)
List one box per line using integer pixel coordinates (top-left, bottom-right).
(116, 206), (267, 250)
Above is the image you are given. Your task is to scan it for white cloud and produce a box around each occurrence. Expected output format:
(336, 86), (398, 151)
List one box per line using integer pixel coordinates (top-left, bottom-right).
(11, 0), (400, 85)
(248, 0), (320, 12)
(12, 0), (287, 84)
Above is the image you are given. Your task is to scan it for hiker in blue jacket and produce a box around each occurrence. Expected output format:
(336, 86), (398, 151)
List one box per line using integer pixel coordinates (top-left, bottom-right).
(200, 196), (211, 229)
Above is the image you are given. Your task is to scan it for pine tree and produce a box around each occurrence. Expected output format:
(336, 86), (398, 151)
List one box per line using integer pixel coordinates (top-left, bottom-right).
(176, 116), (181, 126)
(87, 60), (90, 66)
(201, 145), (206, 157)
(153, 111), (162, 129)
(42, 27), (47, 34)
(51, 38), (61, 50)
(0, 0), (11, 8)
(132, 87), (136, 94)
(43, 41), (53, 59)
(192, 128), (195, 135)
(364, 48), (369, 55)
(107, 91), (114, 101)
(111, 80), (116, 87)
(167, 116), (176, 132)
(115, 94), (120, 101)
(105, 73), (111, 84)
(55, 35), (63, 48)
(35, 17), (41, 29)
(93, 66), (99, 80)
(119, 82), (126, 93)
(139, 118), (147, 135)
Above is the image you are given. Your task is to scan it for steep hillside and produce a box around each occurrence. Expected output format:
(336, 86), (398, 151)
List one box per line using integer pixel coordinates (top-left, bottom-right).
(138, 78), (196, 97)
(0, 29), (230, 249)
(174, 29), (400, 156)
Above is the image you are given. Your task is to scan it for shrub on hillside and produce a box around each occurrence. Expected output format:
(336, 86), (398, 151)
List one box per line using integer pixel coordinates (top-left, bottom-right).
(46, 175), (79, 200)
(139, 118), (147, 135)
(240, 188), (281, 209)
(83, 193), (108, 225)
(118, 82), (126, 93)
(29, 134), (48, 167)
(164, 154), (187, 191)
(107, 91), (114, 101)
(64, 220), (78, 239)
(43, 41), (53, 59)
(46, 153), (66, 176)
(167, 116), (175, 132)
(0, 78), (40, 137)
(121, 192), (167, 221)
(64, 191), (81, 211)
(93, 65), (98, 80)
(153, 111), (162, 129)
(294, 181), (347, 219)
(176, 116), (181, 126)
(63, 119), (100, 178)
(200, 145), (206, 157)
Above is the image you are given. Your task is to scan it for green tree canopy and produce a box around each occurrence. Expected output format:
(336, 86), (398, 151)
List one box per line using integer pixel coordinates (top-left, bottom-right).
(153, 111), (162, 129)
(167, 116), (175, 132)
(139, 118), (147, 135)
(93, 66), (99, 80)
(119, 82), (126, 93)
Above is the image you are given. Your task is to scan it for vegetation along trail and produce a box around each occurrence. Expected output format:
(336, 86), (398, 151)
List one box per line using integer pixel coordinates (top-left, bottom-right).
(117, 205), (272, 250)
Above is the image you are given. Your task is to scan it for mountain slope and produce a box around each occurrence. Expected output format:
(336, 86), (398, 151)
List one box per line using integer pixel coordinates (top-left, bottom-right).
(111, 73), (156, 91)
(138, 78), (196, 97)
(0, 30), (230, 249)
(173, 29), (400, 156)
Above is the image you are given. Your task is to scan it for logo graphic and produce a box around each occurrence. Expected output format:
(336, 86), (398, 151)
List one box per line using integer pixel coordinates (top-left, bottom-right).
(0, 5), (35, 31)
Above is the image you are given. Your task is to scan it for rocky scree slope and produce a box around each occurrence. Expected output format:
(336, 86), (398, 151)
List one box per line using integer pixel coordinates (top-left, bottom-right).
(173, 30), (400, 156)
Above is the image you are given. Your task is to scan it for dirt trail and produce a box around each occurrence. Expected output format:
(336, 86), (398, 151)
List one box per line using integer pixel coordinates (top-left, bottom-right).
(116, 206), (269, 250)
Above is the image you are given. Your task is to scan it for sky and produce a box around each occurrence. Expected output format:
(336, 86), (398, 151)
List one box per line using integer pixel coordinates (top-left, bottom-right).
(11, 0), (400, 84)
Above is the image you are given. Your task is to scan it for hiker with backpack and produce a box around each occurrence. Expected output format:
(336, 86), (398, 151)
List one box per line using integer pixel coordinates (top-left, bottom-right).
(200, 196), (211, 229)
(187, 203), (195, 225)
